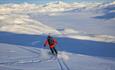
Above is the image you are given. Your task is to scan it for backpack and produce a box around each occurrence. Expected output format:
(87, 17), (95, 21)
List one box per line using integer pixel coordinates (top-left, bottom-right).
(48, 37), (54, 45)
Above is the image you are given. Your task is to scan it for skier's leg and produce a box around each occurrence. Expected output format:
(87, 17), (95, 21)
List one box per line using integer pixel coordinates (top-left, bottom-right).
(53, 47), (58, 55)
(50, 48), (54, 54)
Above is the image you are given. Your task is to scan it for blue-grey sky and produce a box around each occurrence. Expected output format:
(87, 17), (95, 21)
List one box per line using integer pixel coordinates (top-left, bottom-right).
(0, 0), (114, 4)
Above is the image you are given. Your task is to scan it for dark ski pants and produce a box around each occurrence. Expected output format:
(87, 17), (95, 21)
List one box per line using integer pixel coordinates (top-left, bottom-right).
(50, 47), (58, 55)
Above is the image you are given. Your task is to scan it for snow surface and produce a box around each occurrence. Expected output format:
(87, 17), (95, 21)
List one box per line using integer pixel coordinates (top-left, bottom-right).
(0, 43), (115, 70)
(0, 31), (115, 70)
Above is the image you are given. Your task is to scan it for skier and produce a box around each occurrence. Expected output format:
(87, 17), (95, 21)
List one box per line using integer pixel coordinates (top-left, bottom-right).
(44, 35), (58, 56)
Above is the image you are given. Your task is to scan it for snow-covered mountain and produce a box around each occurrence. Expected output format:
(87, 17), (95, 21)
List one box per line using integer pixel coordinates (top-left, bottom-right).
(0, 1), (115, 13)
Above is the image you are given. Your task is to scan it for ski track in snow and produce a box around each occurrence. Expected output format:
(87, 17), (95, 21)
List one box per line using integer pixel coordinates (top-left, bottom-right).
(0, 45), (70, 70)
(57, 58), (70, 70)
(18, 46), (41, 56)
(18, 46), (59, 63)
(0, 46), (58, 65)
(56, 56), (70, 70)
(0, 57), (54, 65)
(0, 43), (115, 70)
(0, 65), (23, 70)
(16, 46), (71, 70)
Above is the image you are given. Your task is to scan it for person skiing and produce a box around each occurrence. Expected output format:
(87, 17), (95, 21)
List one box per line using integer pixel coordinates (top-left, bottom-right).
(44, 35), (58, 56)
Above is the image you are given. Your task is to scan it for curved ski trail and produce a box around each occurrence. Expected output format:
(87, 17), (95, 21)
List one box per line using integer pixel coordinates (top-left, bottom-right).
(0, 47), (56, 65)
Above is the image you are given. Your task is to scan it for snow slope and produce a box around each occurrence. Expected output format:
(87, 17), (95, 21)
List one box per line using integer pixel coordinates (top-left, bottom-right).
(0, 1), (115, 70)
(0, 43), (115, 70)
(0, 1), (115, 43)
(0, 14), (59, 35)
(0, 31), (115, 58)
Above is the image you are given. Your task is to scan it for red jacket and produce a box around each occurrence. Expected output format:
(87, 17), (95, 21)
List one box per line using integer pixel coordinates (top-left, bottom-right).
(44, 38), (57, 48)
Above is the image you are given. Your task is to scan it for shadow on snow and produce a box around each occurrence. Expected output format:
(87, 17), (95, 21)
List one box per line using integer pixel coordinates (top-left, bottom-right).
(0, 31), (115, 58)
(94, 5), (115, 20)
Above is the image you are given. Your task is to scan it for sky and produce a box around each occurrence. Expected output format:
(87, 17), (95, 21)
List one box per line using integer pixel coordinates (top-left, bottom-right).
(0, 0), (114, 4)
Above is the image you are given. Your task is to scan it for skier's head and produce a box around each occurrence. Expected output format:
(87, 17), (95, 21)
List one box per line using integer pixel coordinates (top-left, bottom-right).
(47, 35), (51, 39)
(48, 35), (51, 38)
